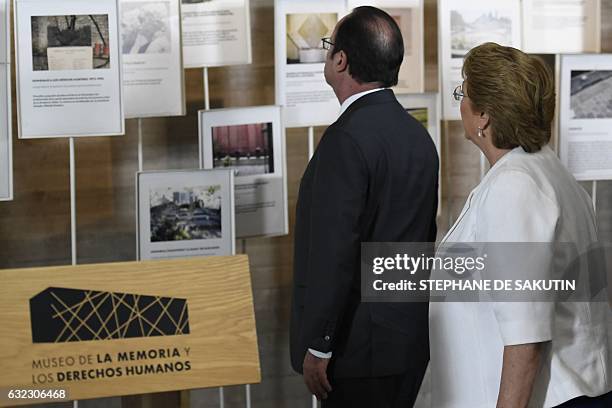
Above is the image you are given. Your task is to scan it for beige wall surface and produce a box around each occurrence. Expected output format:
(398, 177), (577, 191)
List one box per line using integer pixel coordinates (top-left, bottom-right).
(1, 0), (611, 407)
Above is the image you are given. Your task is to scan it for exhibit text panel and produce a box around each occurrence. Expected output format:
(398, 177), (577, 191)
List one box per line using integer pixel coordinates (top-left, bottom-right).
(121, 0), (186, 118)
(200, 105), (288, 238)
(181, 0), (251, 68)
(560, 54), (612, 181)
(14, 0), (124, 138)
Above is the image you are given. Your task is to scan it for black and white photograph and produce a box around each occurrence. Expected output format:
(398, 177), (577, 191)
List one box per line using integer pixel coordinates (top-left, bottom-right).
(122, 2), (171, 54)
(570, 70), (612, 119)
(149, 185), (222, 242)
(286, 13), (336, 64)
(212, 122), (274, 177)
(31, 14), (111, 70)
(450, 9), (512, 58)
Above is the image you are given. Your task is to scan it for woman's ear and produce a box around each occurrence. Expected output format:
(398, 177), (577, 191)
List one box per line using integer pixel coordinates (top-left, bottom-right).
(479, 111), (491, 130)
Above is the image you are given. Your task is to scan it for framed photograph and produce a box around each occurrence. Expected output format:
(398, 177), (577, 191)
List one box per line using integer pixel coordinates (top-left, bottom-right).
(0, 0), (9, 64)
(559, 54), (612, 181)
(200, 105), (288, 238)
(439, 0), (521, 120)
(275, 0), (346, 128)
(522, 0), (600, 54)
(0, 63), (12, 200)
(181, 0), (252, 68)
(397, 93), (441, 213)
(121, 0), (186, 118)
(348, 0), (424, 94)
(14, 0), (124, 138)
(137, 168), (236, 260)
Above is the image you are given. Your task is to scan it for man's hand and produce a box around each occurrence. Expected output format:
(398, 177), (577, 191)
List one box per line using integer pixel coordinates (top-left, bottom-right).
(303, 352), (332, 400)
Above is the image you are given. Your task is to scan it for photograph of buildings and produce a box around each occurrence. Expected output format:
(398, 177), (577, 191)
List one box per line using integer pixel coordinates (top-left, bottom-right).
(406, 107), (428, 129)
(122, 2), (171, 54)
(570, 70), (612, 119)
(149, 185), (222, 242)
(31, 14), (110, 71)
(286, 13), (337, 64)
(212, 122), (274, 176)
(450, 9), (512, 58)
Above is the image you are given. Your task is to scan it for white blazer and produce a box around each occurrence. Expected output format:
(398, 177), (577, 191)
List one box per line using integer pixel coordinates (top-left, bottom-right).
(429, 146), (611, 407)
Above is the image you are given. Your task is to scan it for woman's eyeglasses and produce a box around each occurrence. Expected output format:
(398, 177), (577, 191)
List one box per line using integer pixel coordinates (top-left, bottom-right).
(453, 84), (465, 102)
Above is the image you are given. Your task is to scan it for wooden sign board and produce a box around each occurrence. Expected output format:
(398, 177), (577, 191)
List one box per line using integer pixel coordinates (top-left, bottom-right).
(0, 256), (260, 406)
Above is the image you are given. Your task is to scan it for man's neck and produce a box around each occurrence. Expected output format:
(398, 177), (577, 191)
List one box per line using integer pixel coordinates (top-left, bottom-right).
(336, 82), (382, 105)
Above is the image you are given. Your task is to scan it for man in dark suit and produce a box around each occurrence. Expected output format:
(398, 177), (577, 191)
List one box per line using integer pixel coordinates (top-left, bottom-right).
(290, 6), (439, 408)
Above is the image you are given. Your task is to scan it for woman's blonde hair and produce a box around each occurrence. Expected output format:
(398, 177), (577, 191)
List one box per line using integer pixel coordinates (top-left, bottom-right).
(462, 42), (555, 153)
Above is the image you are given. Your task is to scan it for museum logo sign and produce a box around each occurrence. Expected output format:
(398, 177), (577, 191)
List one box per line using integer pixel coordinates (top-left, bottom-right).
(29, 287), (190, 343)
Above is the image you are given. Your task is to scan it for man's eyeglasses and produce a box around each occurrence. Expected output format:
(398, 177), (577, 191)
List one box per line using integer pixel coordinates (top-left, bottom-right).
(321, 37), (334, 51)
(453, 84), (465, 102)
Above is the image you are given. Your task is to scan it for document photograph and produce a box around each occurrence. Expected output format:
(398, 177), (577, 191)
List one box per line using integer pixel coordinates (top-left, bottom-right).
(31, 14), (111, 71)
(348, 0), (424, 94)
(0, 64), (12, 200)
(560, 54), (612, 181)
(275, 0), (346, 128)
(522, 0), (600, 54)
(137, 169), (235, 260)
(14, 0), (124, 138)
(200, 105), (288, 238)
(181, 0), (252, 68)
(286, 13), (335, 65)
(439, 0), (521, 120)
(121, 0), (185, 118)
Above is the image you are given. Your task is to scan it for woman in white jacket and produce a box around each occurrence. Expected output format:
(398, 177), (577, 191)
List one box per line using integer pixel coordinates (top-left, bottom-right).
(429, 42), (611, 407)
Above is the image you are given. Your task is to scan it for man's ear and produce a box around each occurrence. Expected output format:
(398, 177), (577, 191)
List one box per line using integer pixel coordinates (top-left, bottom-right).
(335, 50), (348, 73)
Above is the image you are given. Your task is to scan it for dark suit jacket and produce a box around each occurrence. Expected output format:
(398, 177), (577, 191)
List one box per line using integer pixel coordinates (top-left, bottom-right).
(290, 89), (438, 379)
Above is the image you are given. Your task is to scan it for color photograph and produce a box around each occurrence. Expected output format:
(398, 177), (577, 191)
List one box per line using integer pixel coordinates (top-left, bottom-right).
(212, 122), (274, 176)
(570, 70), (612, 119)
(122, 2), (171, 54)
(286, 13), (336, 64)
(149, 185), (222, 242)
(31, 14), (110, 70)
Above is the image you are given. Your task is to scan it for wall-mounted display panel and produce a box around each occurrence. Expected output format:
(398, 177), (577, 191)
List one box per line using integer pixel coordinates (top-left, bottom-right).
(275, 0), (346, 127)
(0, 64), (11, 200)
(560, 54), (612, 181)
(137, 169), (235, 260)
(121, 0), (186, 118)
(0, 0), (9, 63)
(397, 92), (440, 213)
(181, 0), (252, 68)
(522, 0), (601, 54)
(347, 0), (424, 94)
(439, 0), (521, 120)
(200, 105), (288, 238)
(14, 0), (124, 138)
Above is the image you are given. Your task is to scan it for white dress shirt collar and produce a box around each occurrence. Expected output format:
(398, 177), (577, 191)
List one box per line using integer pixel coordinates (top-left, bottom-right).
(339, 88), (385, 116)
